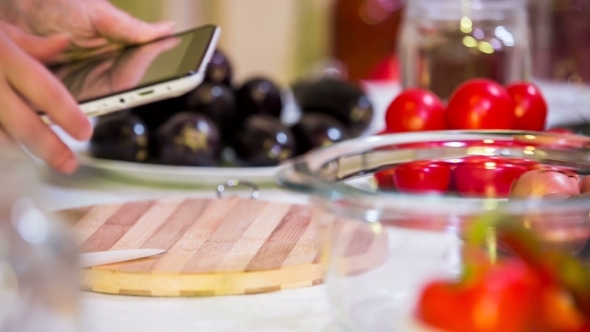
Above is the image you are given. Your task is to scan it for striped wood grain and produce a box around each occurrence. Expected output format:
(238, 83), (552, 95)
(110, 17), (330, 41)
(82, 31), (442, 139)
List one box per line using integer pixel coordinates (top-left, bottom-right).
(62, 197), (387, 297)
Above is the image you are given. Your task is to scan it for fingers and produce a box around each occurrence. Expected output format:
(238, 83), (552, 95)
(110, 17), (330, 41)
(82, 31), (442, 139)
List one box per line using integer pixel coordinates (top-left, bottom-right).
(0, 21), (69, 63)
(73, 58), (117, 102)
(60, 43), (122, 63)
(0, 80), (78, 174)
(1, 40), (93, 142)
(71, 36), (111, 50)
(0, 126), (15, 147)
(111, 37), (180, 92)
(94, 2), (175, 44)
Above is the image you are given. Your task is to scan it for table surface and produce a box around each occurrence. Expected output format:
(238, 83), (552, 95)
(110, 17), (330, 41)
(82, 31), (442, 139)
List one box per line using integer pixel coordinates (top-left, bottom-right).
(44, 81), (589, 332)
(42, 169), (333, 332)
(44, 83), (405, 332)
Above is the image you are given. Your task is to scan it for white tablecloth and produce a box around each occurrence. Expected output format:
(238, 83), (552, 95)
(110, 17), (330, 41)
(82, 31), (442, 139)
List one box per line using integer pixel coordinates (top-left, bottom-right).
(43, 83), (403, 332)
(44, 80), (588, 332)
(42, 170), (333, 332)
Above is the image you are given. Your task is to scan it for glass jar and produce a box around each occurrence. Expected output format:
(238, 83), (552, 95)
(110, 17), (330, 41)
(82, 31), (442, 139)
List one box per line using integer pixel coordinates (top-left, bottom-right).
(278, 131), (590, 331)
(528, 0), (590, 84)
(527, 0), (590, 129)
(0, 145), (80, 331)
(399, 0), (531, 99)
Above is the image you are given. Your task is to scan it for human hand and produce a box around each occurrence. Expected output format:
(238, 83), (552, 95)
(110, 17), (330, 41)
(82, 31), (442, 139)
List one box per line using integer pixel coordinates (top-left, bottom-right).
(0, 0), (174, 50)
(0, 23), (92, 173)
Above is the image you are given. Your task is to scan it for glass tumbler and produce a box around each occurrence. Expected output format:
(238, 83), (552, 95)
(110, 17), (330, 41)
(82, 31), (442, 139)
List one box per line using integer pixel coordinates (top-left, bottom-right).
(399, 0), (531, 99)
(0, 146), (80, 331)
(278, 131), (590, 331)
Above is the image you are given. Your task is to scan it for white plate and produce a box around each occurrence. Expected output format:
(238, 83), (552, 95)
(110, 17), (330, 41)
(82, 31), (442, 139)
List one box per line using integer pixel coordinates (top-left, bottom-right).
(77, 152), (280, 188)
(64, 83), (392, 188)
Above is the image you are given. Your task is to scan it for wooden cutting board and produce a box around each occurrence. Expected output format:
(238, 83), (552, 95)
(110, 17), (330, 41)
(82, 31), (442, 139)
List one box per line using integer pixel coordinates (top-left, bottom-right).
(60, 197), (388, 297)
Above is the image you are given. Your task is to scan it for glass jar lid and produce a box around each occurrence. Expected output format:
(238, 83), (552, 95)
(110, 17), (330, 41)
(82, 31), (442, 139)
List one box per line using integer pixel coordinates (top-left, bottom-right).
(405, 0), (526, 21)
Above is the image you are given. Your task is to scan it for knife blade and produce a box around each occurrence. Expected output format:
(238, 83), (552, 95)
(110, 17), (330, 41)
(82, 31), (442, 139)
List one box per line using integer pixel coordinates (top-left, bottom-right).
(79, 249), (166, 268)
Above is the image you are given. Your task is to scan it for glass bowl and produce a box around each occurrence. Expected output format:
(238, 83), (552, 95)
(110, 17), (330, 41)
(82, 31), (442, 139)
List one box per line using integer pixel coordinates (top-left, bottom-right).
(276, 131), (590, 331)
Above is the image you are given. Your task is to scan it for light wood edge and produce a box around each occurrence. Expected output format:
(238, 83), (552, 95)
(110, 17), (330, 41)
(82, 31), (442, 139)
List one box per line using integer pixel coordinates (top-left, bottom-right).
(82, 263), (324, 297)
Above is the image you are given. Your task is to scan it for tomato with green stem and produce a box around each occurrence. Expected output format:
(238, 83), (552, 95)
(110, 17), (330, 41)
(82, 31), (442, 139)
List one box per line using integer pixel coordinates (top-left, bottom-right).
(418, 217), (590, 332)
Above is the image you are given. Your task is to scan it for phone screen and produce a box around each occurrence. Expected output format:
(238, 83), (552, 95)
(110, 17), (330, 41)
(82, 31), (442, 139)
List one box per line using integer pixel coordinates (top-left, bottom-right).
(50, 25), (217, 103)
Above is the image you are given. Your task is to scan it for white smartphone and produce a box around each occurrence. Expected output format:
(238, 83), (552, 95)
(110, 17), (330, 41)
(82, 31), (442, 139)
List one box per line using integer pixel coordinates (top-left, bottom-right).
(48, 25), (221, 119)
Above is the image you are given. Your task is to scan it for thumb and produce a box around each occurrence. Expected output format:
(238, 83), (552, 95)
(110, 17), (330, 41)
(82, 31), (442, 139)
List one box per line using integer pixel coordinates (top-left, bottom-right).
(0, 21), (69, 63)
(93, 2), (175, 44)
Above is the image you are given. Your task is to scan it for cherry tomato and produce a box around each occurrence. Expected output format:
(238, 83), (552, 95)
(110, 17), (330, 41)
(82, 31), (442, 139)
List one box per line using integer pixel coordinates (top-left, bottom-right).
(418, 281), (477, 332)
(467, 260), (543, 332)
(454, 162), (528, 198)
(506, 82), (548, 131)
(493, 224), (590, 319)
(374, 167), (396, 190)
(385, 89), (446, 132)
(393, 161), (451, 194)
(448, 156), (536, 197)
(540, 286), (587, 332)
(418, 260), (542, 332)
(419, 220), (590, 332)
(502, 158), (540, 169)
(383, 139), (526, 151)
(454, 156), (538, 170)
(446, 79), (515, 130)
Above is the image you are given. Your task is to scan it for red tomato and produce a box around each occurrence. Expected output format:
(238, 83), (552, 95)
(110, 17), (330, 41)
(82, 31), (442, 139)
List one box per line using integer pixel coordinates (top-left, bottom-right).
(394, 161), (451, 194)
(418, 260), (543, 332)
(454, 156), (538, 169)
(378, 139), (526, 151)
(500, 158), (540, 170)
(418, 281), (477, 332)
(374, 167), (396, 190)
(506, 82), (548, 131)
(385, 89), (446, 132)
(454, 162), (528, 198)
(446, 79), (515, 130)
(540, 286), (587, 332)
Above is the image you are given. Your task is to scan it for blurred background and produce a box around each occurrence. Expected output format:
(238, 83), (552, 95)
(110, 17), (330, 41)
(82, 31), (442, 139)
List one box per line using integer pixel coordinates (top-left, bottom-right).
(99, 0), (590, 157)
(110, 0), (335, 86)
(110, 0), (590, 90)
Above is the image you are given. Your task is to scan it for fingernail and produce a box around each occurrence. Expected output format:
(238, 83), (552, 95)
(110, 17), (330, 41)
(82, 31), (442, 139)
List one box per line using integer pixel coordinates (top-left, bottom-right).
(61, 158), (79, 174)
(77, 117), (94, 141)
